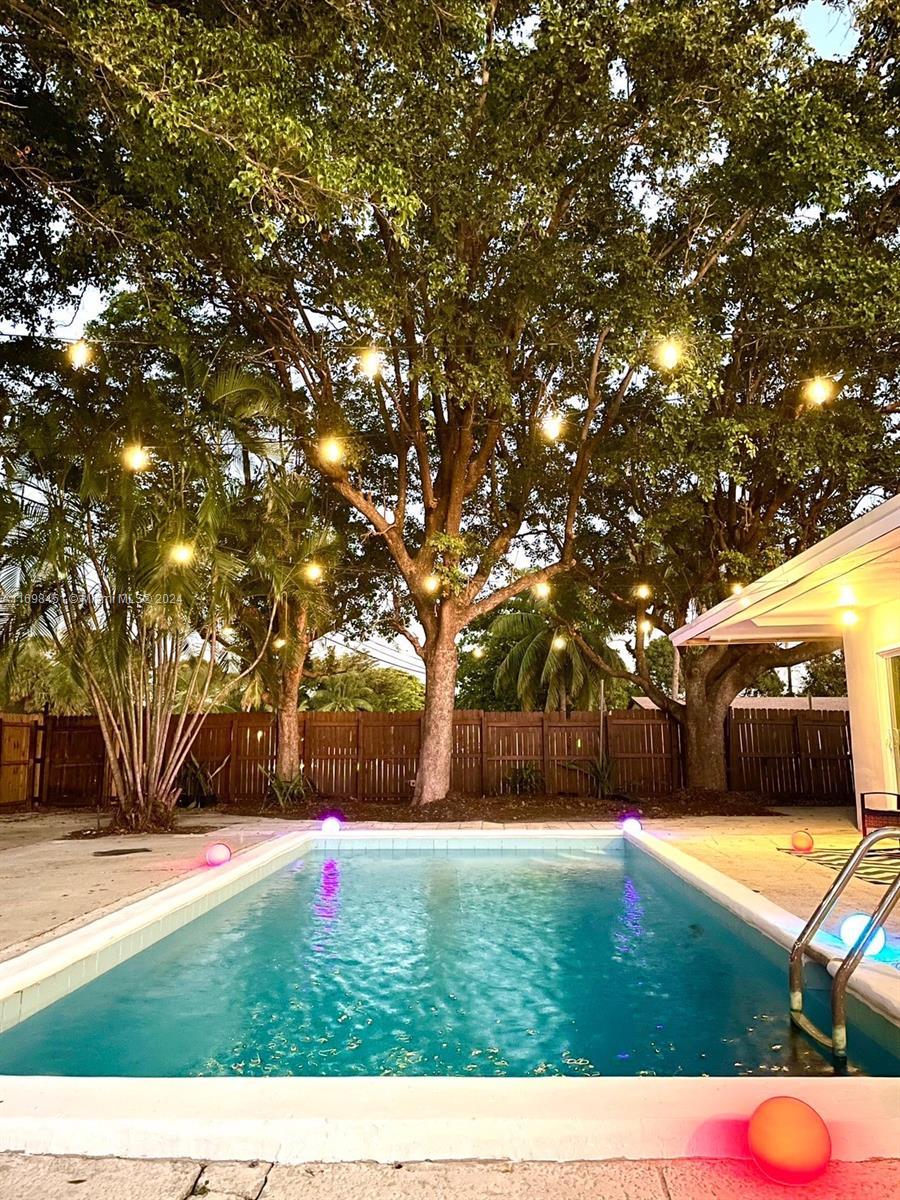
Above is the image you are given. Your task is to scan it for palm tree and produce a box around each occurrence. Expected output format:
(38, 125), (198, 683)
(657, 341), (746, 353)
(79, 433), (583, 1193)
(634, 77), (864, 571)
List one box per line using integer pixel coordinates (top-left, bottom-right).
(1, 341), (274, 830)
(305, 671), (376, 712)
(490, 609), (626, 714)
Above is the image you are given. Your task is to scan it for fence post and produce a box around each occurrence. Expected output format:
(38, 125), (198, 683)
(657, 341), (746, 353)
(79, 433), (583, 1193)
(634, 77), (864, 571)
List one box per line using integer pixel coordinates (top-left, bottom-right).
(480, 710), (489, 796)
(541, 713), (550, 792)
(355, 712), (363, 800)
(795, 712), (811, 797)
(38, 709), (53, 807)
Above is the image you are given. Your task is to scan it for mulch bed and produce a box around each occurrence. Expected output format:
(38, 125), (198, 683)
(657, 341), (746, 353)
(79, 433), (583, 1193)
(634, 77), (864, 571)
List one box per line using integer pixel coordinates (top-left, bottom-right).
(51, 789), (781, 838)
(224, 788), (777, 823)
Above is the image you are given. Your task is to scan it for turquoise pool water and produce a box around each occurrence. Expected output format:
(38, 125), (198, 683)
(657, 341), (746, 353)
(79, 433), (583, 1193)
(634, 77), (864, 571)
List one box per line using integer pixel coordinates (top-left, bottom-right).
(1, 841), (898, 1078)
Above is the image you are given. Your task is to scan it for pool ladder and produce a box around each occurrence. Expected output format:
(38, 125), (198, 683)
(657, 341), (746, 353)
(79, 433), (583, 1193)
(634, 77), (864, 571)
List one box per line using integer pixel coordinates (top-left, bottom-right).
(789, 826), (900, 1069)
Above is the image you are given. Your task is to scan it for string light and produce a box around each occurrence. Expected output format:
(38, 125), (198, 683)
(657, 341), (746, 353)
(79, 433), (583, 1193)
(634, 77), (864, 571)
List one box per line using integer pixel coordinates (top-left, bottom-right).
(68, 339), (91, 369)
(841, 609), (858, 626)
(640, 618), (654, 634)
(838, 585), (855, 606)
(273, 636), (287, 649)
(220, 626), (236, 639)
(122, 444), (151, 472)
(634, 583), (651, 600)
(552, 635), (567, 651)
(654, 338), (683, 371)
(422, 574), (441, 595)
(303, 562), (323, 583)
(804, 376), (834, 405)
(358, 347), (385, 380)
(319, 437), (344, 465)
(167, 542), (194, 566)
(471, 646), (484, 659)
(533, 580), (551, 600)
(540, 412), (564, 441)
(731, 583), (744, 596)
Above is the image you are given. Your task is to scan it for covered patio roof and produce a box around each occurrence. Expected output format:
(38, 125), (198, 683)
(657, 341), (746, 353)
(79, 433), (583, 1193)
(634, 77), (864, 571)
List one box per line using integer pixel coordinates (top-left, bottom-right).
(671, 495), (900, 646)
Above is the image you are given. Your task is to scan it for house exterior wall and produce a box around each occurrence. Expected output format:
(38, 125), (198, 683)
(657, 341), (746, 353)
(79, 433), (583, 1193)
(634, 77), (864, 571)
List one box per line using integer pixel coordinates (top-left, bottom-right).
(843, 596), (900, 821)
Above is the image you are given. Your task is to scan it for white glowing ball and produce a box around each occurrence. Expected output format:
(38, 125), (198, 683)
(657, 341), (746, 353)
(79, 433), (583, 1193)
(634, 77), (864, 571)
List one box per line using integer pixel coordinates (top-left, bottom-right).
(205, 842), (232, 867)
(839, 913), (886, 957)
(321, 816), (342, 835)
(621, 817), (643, 835)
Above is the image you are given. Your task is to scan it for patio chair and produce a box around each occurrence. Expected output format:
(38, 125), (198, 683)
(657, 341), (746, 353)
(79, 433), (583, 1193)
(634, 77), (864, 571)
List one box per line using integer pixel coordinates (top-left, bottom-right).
(860, 791), (900, 837)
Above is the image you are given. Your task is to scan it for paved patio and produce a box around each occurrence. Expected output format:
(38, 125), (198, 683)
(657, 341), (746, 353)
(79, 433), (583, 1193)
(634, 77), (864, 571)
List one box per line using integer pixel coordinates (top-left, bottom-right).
(0, 1154), (896, 1200)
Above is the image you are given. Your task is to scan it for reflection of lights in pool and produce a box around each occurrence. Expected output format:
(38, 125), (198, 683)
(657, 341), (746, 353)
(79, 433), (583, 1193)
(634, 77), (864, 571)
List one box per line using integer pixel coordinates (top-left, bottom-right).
(205, 843), (232, 867)
(748, 1096), (831, 1185)
(791, 830), (814, 852)
(321, 816), (342, 834)
(314, 858), (342, 925)
(621, 817), (643, 834)
(839, 913), (886, 957)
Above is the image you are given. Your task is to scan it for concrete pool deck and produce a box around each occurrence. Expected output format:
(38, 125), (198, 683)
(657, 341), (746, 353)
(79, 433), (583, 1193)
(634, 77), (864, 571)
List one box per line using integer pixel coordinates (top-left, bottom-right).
(1, 806), (898, 959)
(0, 807), (897, 1187)
(0, 1153), (897, 1199)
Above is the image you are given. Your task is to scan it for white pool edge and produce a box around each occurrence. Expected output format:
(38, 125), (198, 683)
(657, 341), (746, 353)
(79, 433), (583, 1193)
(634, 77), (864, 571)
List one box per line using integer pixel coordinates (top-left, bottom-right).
(0, 826), (898, 1164)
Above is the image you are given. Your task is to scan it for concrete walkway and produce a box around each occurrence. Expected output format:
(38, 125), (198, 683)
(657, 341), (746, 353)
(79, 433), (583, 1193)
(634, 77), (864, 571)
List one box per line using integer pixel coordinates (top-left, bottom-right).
(1, 1155), (896, 1200)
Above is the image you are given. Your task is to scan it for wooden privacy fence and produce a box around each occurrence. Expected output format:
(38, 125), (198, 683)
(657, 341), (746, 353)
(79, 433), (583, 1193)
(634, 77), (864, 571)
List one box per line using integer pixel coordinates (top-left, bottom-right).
(0, 705), (853, 809)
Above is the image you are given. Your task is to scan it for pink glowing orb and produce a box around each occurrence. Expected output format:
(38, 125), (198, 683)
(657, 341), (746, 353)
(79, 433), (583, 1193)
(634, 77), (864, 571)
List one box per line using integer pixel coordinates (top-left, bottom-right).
(621, 817), (643, 835)
(205, 842), (232, 867)
(321, 816), (342, 835)
(748, 1096), (831, 1185)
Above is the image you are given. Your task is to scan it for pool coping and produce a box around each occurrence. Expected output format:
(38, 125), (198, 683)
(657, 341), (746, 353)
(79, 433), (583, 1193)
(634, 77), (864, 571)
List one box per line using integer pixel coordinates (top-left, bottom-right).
(0, 826), (898, 1163)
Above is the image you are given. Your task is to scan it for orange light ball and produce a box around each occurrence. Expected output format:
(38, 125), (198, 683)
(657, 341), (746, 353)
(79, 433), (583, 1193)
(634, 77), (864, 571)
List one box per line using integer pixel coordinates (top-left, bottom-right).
(748, 1096), (831, 1185)
(792, 830), (814, 853)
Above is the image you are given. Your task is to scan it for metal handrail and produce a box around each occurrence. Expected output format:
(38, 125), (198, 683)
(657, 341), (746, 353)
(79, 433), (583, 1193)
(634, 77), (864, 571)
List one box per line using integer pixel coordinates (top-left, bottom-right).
(789, 826), (900, 1065)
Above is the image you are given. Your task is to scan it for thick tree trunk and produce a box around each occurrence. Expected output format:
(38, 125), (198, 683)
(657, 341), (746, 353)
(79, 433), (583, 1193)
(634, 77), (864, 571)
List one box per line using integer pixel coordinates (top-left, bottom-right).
(679, 649), (747, 791)
(413, 613), (459, 805)
(275, 661), (303, 781)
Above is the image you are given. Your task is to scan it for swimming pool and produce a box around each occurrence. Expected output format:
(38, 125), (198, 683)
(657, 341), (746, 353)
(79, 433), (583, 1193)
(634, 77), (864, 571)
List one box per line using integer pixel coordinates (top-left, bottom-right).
(1, 837), (897, 1079)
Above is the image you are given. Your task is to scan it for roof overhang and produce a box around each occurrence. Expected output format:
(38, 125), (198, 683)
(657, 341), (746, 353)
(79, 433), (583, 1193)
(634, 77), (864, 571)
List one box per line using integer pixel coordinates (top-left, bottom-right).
(671, 495), (900, 647)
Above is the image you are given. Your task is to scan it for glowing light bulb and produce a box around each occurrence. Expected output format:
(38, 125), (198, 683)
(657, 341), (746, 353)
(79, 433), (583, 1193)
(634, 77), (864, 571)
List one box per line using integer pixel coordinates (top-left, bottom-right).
(273, 636), (287, 650)
(303, 561), (323, 583)
(805, 376), (834, 405)
(540, 412), (564, 441)
(471, 646), (484, 659)
(552, 635), (567, 651)
(358, 347), (384, 379)
(621, 816), (643, 835)
(122, 444), (151, 472)
(654, 338), (683, 371)
(841, 609), (858, 626)
(533, 580), (551, 600)
(68, 339), (91, 369)
(321, 815), (342, 835)
(731, 583), (744, 596)
(839, 913), (886, 957)
(220, 626), (236, 639)
(319, 437), (344, 465)
(422, 573), (441, 595)
(634, 583), (651, 600)
(168, 542), (194, 566)
(740, 597), (752, 609)
(838, 585), (855, 606)
(205, 842), (232, 867)
(640, 618), (653, 634)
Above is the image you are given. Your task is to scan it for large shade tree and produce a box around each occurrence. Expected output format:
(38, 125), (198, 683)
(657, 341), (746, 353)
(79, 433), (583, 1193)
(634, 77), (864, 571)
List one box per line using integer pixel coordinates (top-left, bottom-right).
(3, 1), (897, 800)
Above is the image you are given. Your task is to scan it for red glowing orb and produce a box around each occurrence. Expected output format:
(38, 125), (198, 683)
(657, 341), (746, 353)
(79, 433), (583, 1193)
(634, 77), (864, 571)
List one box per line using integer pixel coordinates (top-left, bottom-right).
(748, 1096), (831, 1185)
(791, 830), (814, 853)
(205, 842), (232, 867)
